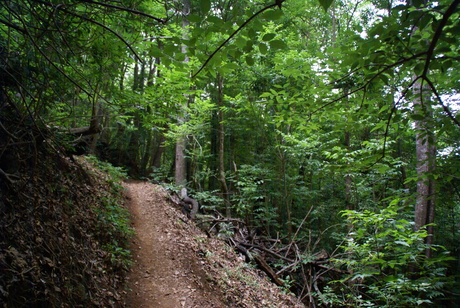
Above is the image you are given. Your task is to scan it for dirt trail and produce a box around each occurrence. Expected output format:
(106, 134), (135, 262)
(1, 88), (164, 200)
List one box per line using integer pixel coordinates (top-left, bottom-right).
(122, 180), (305, 308)
(123, 180), (224, 308)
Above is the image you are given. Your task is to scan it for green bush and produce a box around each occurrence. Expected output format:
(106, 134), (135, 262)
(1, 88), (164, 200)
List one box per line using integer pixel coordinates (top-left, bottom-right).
(324, 206), (453, 307)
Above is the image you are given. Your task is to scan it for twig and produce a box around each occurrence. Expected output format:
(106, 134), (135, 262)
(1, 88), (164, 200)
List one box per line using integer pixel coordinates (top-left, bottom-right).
(196, 218), (245, 225)
(239, 242), (295, 263)
(423, 76), (460, 128)
(0, 121), (17, 140)
(0, 168), (20, 184)
(285, 205), (313, 257)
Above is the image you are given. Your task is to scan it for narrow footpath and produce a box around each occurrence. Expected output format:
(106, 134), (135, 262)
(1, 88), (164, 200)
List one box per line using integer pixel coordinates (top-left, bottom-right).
(122, 180), (224, 308)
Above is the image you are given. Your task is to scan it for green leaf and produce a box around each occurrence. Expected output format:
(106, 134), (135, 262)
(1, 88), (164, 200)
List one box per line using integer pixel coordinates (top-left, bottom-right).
(223, 62), (239, 70)
(163, 44), (179, 55)
(262, 33), (276, 42)
(199, 0), (211, 14)
(410, 113), (426, 121)
(269, 40), (287, 50)
(260, 92), (272, 98)
(234, 37), (246, 48)
(259, 43), (268, 55)
(376, 164), (391, 174)
(207, 16), (223, 25)
(379, 73), (390, 84)
(318, 0), (334, 11)
(245, 55), (255, 66)
(148, 47), (163, 58)
(176, 53), (186, 62)
(248, 28), (257, 39)
(263, 9), (283, 20)
(244, 41), (254, 53)
(395, 240), (410, 247)
(418, 13), (433, 30)
(187, 14), (202, 23)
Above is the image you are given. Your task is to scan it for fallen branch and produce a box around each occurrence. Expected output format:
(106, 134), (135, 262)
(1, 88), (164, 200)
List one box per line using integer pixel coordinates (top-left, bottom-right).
(239, 242), (295, 263)
(253, 254), (285, 287)
(66, 125), (101, 136)
(0, 168), (20, 184)
(196, 218), (245, 225)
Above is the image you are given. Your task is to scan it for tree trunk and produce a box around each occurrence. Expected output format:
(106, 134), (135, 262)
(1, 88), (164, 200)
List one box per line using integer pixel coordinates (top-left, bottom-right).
(174, 0), (191, 187)
(407, 0), (436, 258)
(344, 130), (353, 211)
(132, 60), (139, 91)
(140, 127), (152, 176)
(175, 136), (187, 186)
(151, 127), (167, 170)
(217, 74), (231, 217)
(139, 58), (146, 94)
(413, 80), (436, 258)
(209, 109), (219, 191)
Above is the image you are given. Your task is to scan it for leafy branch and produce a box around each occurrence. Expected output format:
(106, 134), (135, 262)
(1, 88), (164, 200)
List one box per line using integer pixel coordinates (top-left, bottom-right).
(310, 52), (427, 117)
(79, 0), (166, 24)
(192, 0), (287, 78)
(422, 0), (460, 77)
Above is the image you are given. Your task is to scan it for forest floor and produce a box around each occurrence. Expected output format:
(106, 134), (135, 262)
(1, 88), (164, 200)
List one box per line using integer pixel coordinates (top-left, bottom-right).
(121, 180), (304, 308)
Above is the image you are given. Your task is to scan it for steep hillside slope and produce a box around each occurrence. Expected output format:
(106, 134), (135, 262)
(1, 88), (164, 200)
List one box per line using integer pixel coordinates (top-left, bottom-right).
(0, 115), (130, 307)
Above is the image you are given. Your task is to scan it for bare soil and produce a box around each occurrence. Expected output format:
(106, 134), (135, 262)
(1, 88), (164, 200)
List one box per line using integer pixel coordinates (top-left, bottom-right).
(122, 180), (305, 308)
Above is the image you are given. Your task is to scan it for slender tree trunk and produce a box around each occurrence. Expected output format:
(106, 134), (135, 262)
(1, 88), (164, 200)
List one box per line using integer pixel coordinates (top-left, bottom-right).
(344, 130), (353, 211)
(139, 59), (146, 94)
(148, 51), (164, 171)
(147, 55), (155, 87)
(175, 137), (187, 186)
(88, 80), (105, 154)
(88, 100), (101, 155)
(413, 80), (436, 258)
(140, 127), (152, 176)
(128, 114), (141, 176)
(132, 61), (139, 91)
(342, 87), (354, 216)
(151, 127), (167, 169)
(119, 62), (127, 91)
(217, 74), (231, 217)
(174, 0), (190, 187)
(209, 109), (219, 190)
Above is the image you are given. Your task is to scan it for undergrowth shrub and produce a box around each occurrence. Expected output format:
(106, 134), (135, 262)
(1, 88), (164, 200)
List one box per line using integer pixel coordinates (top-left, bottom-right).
(322, 206), (454, 307)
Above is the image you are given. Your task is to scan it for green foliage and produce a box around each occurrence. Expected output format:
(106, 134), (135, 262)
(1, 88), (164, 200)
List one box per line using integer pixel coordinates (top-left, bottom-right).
(193, 189), (224, 212)
(232, 164), (279, 230)
(85, 155), (127, 189)
(318, 0), (335, 12)
(85, 156), (133, 270)
(327, 206), (453, 307)
(2, 0), (460, 305)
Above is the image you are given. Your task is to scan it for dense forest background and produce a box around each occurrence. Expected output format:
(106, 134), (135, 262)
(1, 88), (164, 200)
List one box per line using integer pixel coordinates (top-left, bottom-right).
(1, 0), (459, 306)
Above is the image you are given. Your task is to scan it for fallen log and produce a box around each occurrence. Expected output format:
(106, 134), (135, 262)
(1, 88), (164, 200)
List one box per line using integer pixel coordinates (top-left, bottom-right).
(66, 125), (101, 136)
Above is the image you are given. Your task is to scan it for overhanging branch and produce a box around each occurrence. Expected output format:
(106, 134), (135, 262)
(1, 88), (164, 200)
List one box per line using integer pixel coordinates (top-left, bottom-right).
(422, 0), (460, 77)
(192, 0), (287, 78)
